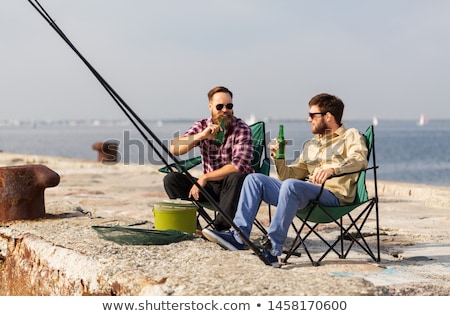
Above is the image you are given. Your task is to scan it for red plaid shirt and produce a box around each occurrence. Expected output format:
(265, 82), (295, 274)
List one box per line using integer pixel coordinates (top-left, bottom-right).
(184, 117), (254, 174)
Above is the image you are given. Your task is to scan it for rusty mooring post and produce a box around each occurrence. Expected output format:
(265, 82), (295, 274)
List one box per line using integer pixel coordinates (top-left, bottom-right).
(92, 141), (119, 163)
(0, 164), (60, 221)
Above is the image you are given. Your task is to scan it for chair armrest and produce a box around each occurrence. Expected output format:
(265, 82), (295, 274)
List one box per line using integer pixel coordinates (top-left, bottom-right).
(313, 166), (378, 201)
(329, 166), (378, 179)
(158, 156), (202, 173)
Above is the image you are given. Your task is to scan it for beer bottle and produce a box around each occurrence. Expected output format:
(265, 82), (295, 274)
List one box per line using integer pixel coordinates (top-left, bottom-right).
(275, 124), (286, 159)
(215, 118), (226, 146)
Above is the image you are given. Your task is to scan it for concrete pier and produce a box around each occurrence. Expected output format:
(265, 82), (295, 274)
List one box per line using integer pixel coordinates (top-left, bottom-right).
(1, 153), (449, 296)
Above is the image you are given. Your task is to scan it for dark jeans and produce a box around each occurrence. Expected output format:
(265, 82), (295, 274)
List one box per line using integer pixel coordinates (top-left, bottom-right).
(163, 172), (248, 231)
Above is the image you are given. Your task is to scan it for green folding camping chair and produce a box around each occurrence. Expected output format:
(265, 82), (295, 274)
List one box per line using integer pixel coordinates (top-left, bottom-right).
(159, 121), (272, 231)
(282, 125), (380, 266)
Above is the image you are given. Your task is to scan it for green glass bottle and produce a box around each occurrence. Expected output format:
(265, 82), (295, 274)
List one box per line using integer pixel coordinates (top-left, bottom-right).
(275, 124), (286, 159)
(215, 118), (226, 146)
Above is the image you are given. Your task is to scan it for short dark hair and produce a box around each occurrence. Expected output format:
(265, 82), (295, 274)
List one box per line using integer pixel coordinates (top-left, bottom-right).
(208, 86), (233, 101)
(309, 93), (344, 124)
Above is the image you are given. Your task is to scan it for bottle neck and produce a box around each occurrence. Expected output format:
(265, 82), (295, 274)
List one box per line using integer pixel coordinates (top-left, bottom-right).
(278, 125), (284, 138)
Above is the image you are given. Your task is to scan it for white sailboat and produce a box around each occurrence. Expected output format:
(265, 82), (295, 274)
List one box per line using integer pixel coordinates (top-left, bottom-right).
(417, 114), (428, 126)
(372, 116), (378, 126)
(246, 113), (257, 125)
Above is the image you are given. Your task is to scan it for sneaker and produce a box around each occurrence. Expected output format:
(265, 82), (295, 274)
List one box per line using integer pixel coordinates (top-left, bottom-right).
(261, 249), (280, 268)
(202, 229), (245, 251)
(213, 223), (230, 232)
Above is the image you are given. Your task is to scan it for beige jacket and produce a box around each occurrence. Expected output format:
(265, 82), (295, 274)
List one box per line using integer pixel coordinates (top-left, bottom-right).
(273, 124), (368, 205)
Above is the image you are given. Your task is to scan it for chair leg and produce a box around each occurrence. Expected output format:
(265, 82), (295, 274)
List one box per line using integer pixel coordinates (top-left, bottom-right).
(375, 198), (381, 262)
(284, 201), (380, 265)
(254, 219), (268, 235)
(336, 201), (379, 262)
(283, 221), (328, 266)
(282, 227), (302, 263)
(194, 203), (215, 230)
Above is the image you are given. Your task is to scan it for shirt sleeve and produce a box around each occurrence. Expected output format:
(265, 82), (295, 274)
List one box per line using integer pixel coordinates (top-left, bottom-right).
(183, 119), (206, 138)
(333, 129), (368, 175)
(273, 156), (309, 180)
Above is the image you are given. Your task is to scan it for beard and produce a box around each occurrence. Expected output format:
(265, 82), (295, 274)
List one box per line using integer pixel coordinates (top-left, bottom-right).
(311, 118), (329, 135)
(213, 111), (233, 130)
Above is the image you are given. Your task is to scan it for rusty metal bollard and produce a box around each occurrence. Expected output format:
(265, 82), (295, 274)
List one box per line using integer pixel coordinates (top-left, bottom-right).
(0, 164), (60, 221)
(92, 141), (119, 163)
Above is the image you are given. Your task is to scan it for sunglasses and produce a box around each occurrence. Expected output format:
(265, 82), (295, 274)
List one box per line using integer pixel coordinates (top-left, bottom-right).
(215, 103), (234, 111)
(308, 112), (327, 119)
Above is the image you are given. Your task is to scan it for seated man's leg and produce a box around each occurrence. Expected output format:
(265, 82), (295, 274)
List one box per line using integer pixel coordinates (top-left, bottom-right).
(214, 172), (247, 230)
(203, 173), (281, 250)
(267, 179), (339, 256)
(233, 173), (281, 238)
(163, 172), (194, 199)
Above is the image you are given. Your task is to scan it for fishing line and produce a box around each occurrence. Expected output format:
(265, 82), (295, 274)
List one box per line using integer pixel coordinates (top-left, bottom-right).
(28, 0), (214, 222)
(29, 0), (169, 167)
(27, 0), (270, 265)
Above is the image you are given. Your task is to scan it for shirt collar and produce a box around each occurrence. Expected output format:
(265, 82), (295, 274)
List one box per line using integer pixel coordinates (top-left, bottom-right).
(313, 123), (347, 141)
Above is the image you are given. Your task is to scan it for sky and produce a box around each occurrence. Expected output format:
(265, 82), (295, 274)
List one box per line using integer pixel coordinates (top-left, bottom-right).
(2, 0), (450, 122)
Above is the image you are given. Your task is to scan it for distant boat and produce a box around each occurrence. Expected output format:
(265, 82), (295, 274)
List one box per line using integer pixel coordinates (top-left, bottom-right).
(372, 116), (378, 126)
(246, 113), (257, 125)
(417, 114), (428, 126)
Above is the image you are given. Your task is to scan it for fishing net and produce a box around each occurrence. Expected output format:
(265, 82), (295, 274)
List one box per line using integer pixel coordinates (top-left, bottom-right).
(92, 225), (194, 245)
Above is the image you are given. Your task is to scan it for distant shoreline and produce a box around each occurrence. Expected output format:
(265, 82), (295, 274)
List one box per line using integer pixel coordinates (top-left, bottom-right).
(1, 118), (450, 128)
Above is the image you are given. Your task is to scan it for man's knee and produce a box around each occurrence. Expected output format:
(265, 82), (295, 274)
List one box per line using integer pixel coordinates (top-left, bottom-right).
(281, 179), (316, 199)
(225, 172), (247, 185)
(281, 178), (299, 189)
(163, 172), (180, 186)
(243, 172), (268, 187)
(163, 172), (187, 194)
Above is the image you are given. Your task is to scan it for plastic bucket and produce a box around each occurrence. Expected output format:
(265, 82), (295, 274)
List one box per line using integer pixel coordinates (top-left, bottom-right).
(152, 200), (197, 233)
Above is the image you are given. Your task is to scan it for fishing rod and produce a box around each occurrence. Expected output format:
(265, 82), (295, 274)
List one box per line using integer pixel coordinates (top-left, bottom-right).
(28, 0), (217, 228)
(27, 0), (271, 265)
(29, 0), (168, 167)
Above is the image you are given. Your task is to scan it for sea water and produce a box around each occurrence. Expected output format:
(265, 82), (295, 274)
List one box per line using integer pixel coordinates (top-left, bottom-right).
(1, 119), (449, 187)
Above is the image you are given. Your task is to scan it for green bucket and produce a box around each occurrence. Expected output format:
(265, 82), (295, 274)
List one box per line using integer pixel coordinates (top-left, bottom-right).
(153, 200), (197, 234)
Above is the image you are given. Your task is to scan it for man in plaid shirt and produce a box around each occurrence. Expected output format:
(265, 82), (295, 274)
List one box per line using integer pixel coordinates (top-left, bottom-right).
(163, 86), (254, 231)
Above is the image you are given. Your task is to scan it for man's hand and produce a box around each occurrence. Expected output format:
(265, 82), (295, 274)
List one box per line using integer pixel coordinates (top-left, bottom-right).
(269, 138), (289, 158)
(201, 122), (222, 141)
(269, 138), (279, 157)
(311, 168), (335, 184)
(171, 122), (223, 155)
(188, 176), (207, 200)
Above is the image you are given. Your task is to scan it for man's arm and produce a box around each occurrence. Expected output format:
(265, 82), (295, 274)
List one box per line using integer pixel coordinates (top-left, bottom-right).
(170, 134), (201, 155)
(333, 130), (368, 175)
(170, 122), (221, 155)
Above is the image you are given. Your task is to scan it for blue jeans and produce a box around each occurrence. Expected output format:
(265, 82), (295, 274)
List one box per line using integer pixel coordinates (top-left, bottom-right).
(232, 173), (339, 256)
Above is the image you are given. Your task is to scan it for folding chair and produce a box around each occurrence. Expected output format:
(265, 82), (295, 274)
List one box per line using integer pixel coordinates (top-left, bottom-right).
(159, 121), (271, 231)
(282, 125), (380, 266)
